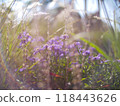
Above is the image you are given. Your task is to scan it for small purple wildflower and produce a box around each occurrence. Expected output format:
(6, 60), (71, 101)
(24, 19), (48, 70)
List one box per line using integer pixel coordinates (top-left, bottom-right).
(74, 42), (80, 46)
(23, 31), (27, 37)
(74, 42), (82, 48)
(92, 56), (100, 61)
(54, 36), (60, 40)
(55, 40), (64, 46)
(33, 47), (40, 55)
(47, 38), (56, 44)
(18, 31), (33, 47)
(60, 53), (64, 57)
(79, 48), (84, 52)
(88, 56), (93, 59)
(43, 44), (49, 50)
(15, 67), (26, 72)
(72, 62), (79, 65)
(89, 47), (95, 51)
(18, 31), (27, 39)
(82, 50), (90, 56)
(19, 39), (27, 47)
(49, 44), (62, 51)
(26, 35), (32, 42)
(117, 60), (120, 63)
(97, 53), (102, 57)
(92, 54), (102, 61)
(15, 69), (18, 72)
(28, 57), (39, 62)
(60, 34), (69, 40)
(19, 67), (26, 72)
(18, 33), (22, 39)
(100, 61), (104, 64)
(68, 44), (75, 49)
(39, 47), (45, 51)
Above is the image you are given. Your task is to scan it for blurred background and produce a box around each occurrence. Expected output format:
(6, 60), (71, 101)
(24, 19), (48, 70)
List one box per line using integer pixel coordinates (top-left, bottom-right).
(0, 0), (120, 40)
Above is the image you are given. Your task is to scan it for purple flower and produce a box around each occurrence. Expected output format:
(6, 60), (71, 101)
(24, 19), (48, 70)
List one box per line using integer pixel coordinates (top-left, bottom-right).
(47, 38), (56, 44)
(72, 62), (79, 65)
(39, 47), (45, 51)
(49, 44), (62, 51)
(54, 36), (60, 40)
(18, 33), (22, 39)
(92, 54), (102, 61)
(75, 42), (80, 46)
(20, 67), (26, 72)
(79, 48), (84, 52)
(26, 35), (32, 42)
(82, 50), (90, 56)
(88, 56), (93, 59)
(15, 67), (26, 72)
(92, 56), (100, 61)
(33, 46), (45, 55)
(89, 47), (95, 51)
(17, 31), (26, 39)
(43, 44), (49, 50)
(23, 31), (27, 37)
(68, 44), (75, 49)
(19, 39), (27, 47)
(15, 69), (18, 72)
(60, 53), (64, 57)
(28, 57), (39, 62)
(100, 61), (104, 64)
(18, 31), (30, 40)
(18, 31), (33, 47)
(55, 40), (64, 46)
(117, 60), (120, 63)
(74, 42), (82, 48)
(60, 34), (69, 40)
(97, 53), (102, 57)
(33, 47), (40, 55)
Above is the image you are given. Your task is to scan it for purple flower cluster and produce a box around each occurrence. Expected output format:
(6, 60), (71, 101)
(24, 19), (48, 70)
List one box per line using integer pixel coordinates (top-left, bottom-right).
(17, 34), (104, 73)
(13, 30), (120, 90)
(18, 31), (33, 47)
(82, 50), (90, 56)
(33, 35), (68, 58)
(117, 60), (120, 63)
(31, 34), (103, 68)
(60, 34), (69, 40)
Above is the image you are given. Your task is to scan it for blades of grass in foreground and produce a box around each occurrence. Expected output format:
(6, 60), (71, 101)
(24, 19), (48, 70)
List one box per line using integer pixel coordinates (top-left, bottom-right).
(0, 0), (16, 30)
(28, 61), (39, 70)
